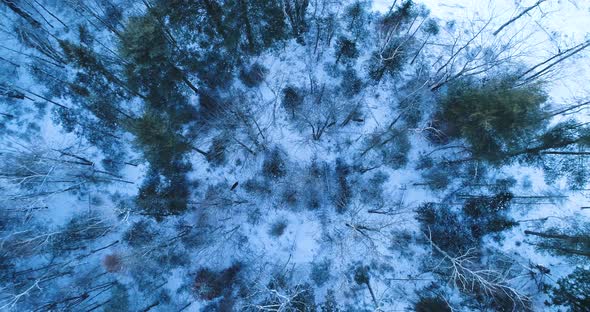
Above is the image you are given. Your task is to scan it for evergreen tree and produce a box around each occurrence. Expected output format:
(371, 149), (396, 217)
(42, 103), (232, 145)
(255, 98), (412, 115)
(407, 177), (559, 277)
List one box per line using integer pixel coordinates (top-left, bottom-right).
(551, 267), (590, 311)
(334, 36), (358, 65)
(524, 224), (590, 259)
(320, 290), (340, 312)
(438, 76), (547, 162)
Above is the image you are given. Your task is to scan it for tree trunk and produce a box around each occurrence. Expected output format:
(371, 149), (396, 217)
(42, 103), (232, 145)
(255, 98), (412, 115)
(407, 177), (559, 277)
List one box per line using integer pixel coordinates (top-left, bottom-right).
(524, 230), (584, 242)
(239, 0), (255, 52)
(2, 0), (42, 28)
(203, 0), (226, 39)
(365, 282), (379, 309)
(493, 0), (546, 36)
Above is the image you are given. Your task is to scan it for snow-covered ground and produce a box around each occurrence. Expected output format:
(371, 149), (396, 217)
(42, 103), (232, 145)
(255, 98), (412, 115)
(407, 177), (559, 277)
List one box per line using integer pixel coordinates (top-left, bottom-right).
(1, 0), (590, 311)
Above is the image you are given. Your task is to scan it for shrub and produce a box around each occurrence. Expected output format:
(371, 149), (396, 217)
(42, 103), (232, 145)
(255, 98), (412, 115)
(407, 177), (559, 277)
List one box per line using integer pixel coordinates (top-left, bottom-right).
(269, 220), (288, 237)
(155, 248), (190, 269)
(334, 36), (358, 65)
(361, 128), (410, 169)
(419, 166), (453, 190)
(281, 187), (299, 207)
(354, 265), (370, 285)
(290, 284), (317, 312)
(310, 260), (331, 286)
(132, 112), (191, 174)
(359, 171), (388, 206)
(334, 159), (352, 213)
(414, 296), (451, 312)
(123, 220), (158, 248)
(206, 134), (227, 166)
(462, 192), (517, 240)
(243, 178), (272, 195)
(382, 130), (411, 169)
(341, 68), (363, 97)
(259, 282), (317, 312)
(194, 264), (242, 301)
(262, 147), (287, 179)
(199, 91), (223, 120)
(197, 51), (235, 89)
(103, 254), (123, 272)
(51, 213), (110, 256)
(177, 222), (207, 249)
(239, 62), (268, 88)
(306, 189), (322, 210)
(282, 85), (304, 117)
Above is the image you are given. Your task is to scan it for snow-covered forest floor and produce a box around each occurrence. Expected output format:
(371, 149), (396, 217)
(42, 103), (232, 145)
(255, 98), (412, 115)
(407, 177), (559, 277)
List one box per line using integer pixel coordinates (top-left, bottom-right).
(1, 0), (590, 311)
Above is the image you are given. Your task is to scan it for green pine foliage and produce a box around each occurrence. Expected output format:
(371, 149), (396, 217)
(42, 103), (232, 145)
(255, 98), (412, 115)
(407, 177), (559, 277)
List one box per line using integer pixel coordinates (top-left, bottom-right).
(132, 113), (191, 173)
(416, 193), (517, 254)
(439, 76), (547, 162)
(551, 267), (590, 311)
(415, 296), (452, 312)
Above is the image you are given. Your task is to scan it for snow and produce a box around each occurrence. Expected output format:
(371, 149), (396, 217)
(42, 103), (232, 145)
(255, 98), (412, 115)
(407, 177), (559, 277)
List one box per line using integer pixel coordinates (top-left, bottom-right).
(1, 0), (590, 310)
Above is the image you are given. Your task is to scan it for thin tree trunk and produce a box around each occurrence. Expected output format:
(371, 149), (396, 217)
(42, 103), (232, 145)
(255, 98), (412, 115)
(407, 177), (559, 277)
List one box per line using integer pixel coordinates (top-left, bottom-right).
(493, 0), (546, 36)
(365, 282), (378, 309)
(524, 230), (582, 241)
(2, 0), (42, 28)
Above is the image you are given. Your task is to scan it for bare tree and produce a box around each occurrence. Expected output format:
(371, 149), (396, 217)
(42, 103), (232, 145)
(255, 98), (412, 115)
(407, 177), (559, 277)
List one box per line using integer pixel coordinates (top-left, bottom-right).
(493, 0), (547, 36)
(0, 137), (132, 210)
(424, 231), (530, 310)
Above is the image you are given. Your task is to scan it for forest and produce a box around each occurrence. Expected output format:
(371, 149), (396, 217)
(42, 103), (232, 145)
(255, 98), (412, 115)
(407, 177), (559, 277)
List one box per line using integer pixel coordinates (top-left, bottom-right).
(0, 0), (589, 311)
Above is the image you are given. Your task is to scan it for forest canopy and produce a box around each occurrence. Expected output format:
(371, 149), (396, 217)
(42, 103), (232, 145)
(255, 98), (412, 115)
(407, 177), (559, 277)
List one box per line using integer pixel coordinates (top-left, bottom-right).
(1, 0), (590, 311)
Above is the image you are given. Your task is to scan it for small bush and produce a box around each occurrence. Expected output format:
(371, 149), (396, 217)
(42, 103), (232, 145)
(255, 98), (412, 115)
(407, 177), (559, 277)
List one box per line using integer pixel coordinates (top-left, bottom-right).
(353, 265), (370, 285)
(462, 192), (517, 240)
(310, 260), (331, 286)
(281, 187), (298, 207)
(104, 282), (129, 312)
(155, 248), (190, 269)
(132, 113), (191, 172)
(51, 213), (110, 256)
(194, 264), (241, 301)
(334, 36), (358, 65)
(361, 128), (410, 169)
(368, 39), (411, 82)
(262, 148), (287, 180)
(415, 296), (451, 312)
(308, 158), (326, 179)
(123, 220), (158, 248)
(282, 86), (304, 117)
(359, 171), (388, 206)
(341, 68), (363, 97)
(334, 159), (352, 213)
(306, 189), (322, 210)
(103, 254), (123, 272)
(259, 282), (317, 312)
(206, 135), (227, 166)
(269, 220), (288, 237)
(462, 192), (512, 218)
(320, 289), (340, 312)
(239, 62), (268, 88)
(243, 178), (272, 195)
